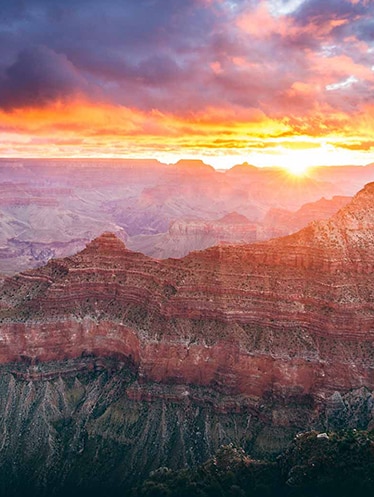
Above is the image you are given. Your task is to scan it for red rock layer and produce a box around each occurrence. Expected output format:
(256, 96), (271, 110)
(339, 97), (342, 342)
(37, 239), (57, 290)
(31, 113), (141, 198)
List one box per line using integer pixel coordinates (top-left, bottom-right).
(1, 183), (374, 401)
(262, 195), (351, 239)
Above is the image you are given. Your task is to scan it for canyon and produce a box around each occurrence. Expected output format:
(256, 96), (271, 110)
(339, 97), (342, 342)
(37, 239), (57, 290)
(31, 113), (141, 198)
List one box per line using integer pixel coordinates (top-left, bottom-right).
(0, 181), (373, 493)
(1, 158), (372, 275)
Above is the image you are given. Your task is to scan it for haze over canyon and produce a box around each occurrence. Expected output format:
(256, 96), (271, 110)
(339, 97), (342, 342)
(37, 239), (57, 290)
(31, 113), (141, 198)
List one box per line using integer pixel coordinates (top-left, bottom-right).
(2, 0), (374, 494)
(1, 158), (373, 276)
(0, 158), (374, 494)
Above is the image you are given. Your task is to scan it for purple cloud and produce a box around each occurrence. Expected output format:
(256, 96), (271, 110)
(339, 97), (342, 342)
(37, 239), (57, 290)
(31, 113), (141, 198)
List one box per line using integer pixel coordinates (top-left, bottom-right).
(0, 0), (372, 120)
(0, 45), (87, 109)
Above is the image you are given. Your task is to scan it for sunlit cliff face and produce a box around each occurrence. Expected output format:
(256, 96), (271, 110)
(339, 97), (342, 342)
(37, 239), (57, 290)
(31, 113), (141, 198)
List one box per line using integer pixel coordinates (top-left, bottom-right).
(0, 0), (373, 168)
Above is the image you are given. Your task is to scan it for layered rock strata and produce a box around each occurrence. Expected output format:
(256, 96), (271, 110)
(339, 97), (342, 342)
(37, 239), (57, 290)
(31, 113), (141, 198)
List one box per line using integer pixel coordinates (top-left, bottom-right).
(0, 183), (374, 491)
(127, 212), (257, 259)
(1, 183), (374, 401)
(261, 195), (351, 240)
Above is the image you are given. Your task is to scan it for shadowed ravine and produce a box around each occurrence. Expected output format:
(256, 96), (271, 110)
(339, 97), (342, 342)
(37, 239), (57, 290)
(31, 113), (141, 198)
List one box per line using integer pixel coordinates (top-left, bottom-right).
(0, 358), (372, 495)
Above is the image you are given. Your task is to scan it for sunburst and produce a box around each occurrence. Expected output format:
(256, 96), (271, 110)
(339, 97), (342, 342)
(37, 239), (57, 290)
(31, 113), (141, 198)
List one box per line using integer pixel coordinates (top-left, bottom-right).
(284, 162), (309, 176)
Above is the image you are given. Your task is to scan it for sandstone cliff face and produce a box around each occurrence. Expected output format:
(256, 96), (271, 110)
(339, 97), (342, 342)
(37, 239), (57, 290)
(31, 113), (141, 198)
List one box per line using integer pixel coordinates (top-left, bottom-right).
(0, 359), (371, 494)
(0, 183), (374, 491)
(261, 195), (351, 240)
(127, 212), (257, 259)
(1, 183), (374, 400)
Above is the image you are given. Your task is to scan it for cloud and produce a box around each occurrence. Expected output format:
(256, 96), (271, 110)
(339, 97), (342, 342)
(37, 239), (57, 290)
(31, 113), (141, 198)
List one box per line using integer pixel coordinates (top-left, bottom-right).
(326, 75), (359, 91)
(0, 0), (372, 117)
(0, 0), (373, 165)
(0, 45), (88, 110)
(334, 139), (374, 151)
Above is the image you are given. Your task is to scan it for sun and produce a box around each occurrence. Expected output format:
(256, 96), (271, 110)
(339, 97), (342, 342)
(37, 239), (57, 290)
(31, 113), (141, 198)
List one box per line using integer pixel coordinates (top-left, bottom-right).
(283, 162), (309, 177)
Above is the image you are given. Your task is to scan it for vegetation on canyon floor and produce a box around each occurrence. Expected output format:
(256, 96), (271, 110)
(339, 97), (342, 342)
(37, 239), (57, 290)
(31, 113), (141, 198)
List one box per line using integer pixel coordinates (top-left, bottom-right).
(2, 429), (373, 496)
(133, 429), (374, 497)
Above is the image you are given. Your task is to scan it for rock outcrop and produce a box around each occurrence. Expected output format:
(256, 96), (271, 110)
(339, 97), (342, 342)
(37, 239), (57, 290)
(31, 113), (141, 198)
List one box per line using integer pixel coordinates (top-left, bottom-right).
(2, 158), (374, 275)
(261, 195), (351, 239)
(127, 212), (257, 258)
(0, 183), (374, 492)
(1, 183), (374, 399)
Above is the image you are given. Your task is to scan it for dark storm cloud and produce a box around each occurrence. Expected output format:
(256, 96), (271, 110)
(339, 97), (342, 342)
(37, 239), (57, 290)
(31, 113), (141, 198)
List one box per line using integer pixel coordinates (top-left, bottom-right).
(0, 0), (222, 110)
(0, 0), (373, 115)
(0, 45), (88, 109)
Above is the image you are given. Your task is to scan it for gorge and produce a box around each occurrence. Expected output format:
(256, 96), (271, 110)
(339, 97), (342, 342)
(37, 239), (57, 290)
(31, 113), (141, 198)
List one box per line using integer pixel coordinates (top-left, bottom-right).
(0, 182), (374, 494)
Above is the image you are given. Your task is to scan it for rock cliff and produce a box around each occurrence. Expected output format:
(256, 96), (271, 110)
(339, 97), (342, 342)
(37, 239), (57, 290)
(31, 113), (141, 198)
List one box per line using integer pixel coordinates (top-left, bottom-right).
(0, 183), (374, 491)
(127, 212), (257, 258)
(261, 195), (351, 239)
(2, 158), (374, 275)
(1, 183), (374, 396)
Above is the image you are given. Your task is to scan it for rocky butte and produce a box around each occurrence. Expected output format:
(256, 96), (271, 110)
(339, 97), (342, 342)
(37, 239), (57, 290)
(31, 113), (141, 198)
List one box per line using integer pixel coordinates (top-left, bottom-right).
(0, 182), (373, 492)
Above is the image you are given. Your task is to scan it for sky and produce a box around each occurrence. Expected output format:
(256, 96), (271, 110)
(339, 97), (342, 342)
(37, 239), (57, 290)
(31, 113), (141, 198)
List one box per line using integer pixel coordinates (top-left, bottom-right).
(0, 0), (374, 170)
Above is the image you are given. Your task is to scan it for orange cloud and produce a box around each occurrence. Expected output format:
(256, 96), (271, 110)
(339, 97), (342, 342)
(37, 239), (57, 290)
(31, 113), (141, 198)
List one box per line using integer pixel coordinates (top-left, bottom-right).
(0, 96), (374, 169)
